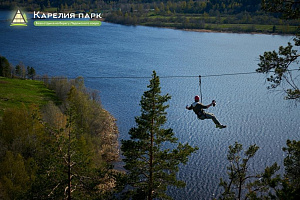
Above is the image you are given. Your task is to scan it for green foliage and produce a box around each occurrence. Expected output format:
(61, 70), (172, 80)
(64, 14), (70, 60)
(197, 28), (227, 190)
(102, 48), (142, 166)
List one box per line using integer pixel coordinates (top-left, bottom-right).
(46, 76), (73, 102)
(14, 63), (25, 78)
(0, 151), (30, 199)
(254, 140), (300, 200)
(120, 71), (198, 200)
(25, 77), (119, 199)
(219, 140), (300, 199)
(50, 77), (119, 163)
(246, 163), (281, 199)
(0, 106), (45, 199)
(27, 66), (36, 80)
(279, 140), (300, 199)
(0, 105), (44, 152)
(262, 0), (300, 20)
(218, 142), (280, 200)
(283, 140), (300, 185)
(0, 66), (119, 199)
(257, 0), (300, 102)
(257, 36), (300, 101)
(29, 109), (99, 199)
(0, 56), (11, 78)
(0, 56), (36, 79)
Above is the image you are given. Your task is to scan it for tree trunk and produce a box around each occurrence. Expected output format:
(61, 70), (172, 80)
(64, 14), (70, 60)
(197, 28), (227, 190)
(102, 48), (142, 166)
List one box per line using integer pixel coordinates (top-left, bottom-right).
(68, 114), (72, 200)
(148, 91), (155, 200)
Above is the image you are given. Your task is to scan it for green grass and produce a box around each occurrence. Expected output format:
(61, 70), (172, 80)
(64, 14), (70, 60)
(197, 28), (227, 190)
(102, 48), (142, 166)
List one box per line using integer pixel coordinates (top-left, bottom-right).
(141, 18), (298, 34)
(0, 77), (58, 116)
(138, 13), (299, 34)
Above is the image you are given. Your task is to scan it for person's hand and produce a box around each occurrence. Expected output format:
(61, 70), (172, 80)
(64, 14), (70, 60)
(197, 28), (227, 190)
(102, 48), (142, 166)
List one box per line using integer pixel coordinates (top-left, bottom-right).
(212, 100), (216, 107)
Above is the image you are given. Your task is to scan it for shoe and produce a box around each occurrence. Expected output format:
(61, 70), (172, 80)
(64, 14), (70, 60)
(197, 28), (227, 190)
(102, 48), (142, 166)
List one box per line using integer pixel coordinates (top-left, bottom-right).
(216, 124), (226, 129)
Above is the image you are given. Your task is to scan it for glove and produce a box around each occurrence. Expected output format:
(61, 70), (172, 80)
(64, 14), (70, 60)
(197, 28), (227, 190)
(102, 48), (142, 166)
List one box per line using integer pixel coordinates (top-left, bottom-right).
(212, 100), (216, 107)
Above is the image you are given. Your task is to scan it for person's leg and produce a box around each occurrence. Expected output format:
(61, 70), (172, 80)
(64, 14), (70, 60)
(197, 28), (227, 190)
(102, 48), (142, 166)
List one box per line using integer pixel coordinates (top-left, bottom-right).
(204, 112), (221, 125)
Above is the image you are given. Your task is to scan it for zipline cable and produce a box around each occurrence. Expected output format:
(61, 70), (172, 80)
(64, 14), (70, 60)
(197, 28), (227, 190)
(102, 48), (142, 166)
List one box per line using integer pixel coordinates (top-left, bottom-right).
(85, 69), (299, 79)
(35, 69), (299, 80)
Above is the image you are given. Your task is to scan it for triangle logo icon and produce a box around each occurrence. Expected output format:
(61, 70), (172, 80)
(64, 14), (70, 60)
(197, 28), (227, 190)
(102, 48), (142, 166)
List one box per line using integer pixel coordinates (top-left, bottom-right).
(11, 9), (27, 26)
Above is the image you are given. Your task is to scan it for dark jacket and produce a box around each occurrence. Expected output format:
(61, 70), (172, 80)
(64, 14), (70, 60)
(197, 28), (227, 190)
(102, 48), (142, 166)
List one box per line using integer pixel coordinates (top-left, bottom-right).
(187, 101), (208, 117)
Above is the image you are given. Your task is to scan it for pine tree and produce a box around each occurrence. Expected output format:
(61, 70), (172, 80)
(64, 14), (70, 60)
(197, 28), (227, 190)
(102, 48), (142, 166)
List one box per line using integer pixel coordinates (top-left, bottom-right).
(218, 142), (281, 200)
(121, 71), (198, 200)
(29, 67), (36, 80)
(258, 0), (300, 102)
(0, 56), (11, 78)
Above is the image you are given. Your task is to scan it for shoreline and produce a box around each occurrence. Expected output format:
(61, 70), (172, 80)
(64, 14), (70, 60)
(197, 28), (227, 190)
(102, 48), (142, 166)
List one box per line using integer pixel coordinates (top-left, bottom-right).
(102, 19), (295, 36)
(140, 23), (296, 36)
(180, 28), (294, 36)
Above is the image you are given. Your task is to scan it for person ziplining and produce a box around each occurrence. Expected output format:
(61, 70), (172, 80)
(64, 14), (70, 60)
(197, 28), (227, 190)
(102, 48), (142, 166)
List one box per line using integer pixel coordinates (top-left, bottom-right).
(185, 75), (226, 129)
(186, 95), (226, 129)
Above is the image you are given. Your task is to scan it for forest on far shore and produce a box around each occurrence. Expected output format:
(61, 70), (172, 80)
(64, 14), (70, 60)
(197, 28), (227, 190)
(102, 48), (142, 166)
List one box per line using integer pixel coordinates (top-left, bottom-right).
(1, 0), (299, 34)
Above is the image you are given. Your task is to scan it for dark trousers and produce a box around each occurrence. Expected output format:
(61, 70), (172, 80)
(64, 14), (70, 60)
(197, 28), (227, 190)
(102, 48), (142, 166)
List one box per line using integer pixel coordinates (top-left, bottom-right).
(197, 112), (221, 125)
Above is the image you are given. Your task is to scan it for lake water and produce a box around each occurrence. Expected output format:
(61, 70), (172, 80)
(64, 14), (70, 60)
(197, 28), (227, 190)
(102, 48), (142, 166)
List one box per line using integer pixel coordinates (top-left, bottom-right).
(1, 11), (299, 199)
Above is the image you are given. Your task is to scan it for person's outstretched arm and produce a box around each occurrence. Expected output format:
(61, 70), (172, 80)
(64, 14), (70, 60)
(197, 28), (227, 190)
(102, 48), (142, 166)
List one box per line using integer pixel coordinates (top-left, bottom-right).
(186, 105), (193, 110)
(203, 100), (215, 109)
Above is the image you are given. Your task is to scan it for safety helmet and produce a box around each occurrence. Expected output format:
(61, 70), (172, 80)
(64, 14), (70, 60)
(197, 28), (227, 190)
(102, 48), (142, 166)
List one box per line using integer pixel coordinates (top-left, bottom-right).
(194, 95), (200, 102)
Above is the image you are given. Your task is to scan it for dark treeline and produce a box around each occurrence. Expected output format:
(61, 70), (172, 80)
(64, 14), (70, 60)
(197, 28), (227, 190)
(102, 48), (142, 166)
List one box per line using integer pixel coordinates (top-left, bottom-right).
(0, 56), (36, 79)
(0, 56), (119, 199)
(0, 0), (262, 13)
(0, 0), (268, 15)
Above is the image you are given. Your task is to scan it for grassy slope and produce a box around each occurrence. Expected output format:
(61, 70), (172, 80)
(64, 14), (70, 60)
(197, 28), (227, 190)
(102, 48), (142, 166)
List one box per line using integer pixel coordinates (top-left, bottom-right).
(0, 77), (58, 115)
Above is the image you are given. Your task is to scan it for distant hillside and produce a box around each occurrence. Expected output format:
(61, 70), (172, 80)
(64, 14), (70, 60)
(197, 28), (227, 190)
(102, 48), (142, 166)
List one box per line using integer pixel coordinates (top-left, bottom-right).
(0, 0), (262, 14)
(1, 0), (298, 34)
